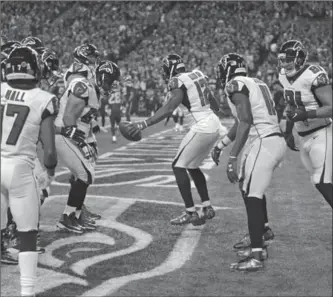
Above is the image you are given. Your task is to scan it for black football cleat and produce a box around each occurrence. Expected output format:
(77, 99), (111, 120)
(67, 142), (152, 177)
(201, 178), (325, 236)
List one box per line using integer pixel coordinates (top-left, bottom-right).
(263, 227), (275, 243)
(230, 256), (264, 272)
(170, 211), (205, 226)
(233, 227), (275, 250)
(56, 213), (84, 234)
(236, 247), (268, 261)
(1, 250), (18, 265)
(202, 205), (215, 220)
(233, 233), (251, 250)
(77, 214), (97, 231)
(82, 204), (102, 221)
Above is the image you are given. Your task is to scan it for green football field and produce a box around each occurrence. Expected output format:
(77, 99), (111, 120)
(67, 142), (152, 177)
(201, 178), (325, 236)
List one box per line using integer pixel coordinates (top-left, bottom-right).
(1, 118), (332, 297)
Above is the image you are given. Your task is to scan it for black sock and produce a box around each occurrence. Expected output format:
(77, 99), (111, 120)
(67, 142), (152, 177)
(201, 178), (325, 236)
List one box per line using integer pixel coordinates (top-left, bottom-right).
(188, 168), (210, 203)
(173, 166), (194, 208)
(315, 183), (333, 208)
(7, 208), (14, 225)
(262, 195), (269, 226)
(1, 229), (6, 252)
(17, 230), (37, 252)
(244, 197), (265, 249)
(67, 179), (89, 209)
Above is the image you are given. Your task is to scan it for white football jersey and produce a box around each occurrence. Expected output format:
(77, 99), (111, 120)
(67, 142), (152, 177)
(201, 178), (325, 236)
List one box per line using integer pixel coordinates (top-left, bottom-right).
(168, 70), (220, 133)
(279, 64), (332, 134)
(55, 76), (100, 139)
(1, 82), (57, 166)
(225, 76), (281, 139)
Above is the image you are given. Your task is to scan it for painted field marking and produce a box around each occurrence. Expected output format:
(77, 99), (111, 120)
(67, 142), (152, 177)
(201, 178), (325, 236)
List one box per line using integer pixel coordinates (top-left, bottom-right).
(70, 199), (153, 277)
(43, 194), (236, 211)
(81, 223), (203, 297)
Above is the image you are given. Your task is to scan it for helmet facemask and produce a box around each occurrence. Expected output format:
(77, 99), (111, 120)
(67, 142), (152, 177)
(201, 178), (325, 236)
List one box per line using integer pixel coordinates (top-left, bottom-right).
(278, 44), (307, 77)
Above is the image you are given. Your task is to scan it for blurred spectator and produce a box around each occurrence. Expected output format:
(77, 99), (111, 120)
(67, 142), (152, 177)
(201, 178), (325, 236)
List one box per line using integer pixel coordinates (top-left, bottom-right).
(2, 1), (332, 117)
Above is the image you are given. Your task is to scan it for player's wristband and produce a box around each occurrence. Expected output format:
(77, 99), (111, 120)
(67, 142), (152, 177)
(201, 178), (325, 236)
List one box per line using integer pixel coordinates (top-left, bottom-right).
(140, 120), (148, 129)
(217, 135), (232, 149)
(229, 156), (238, 159)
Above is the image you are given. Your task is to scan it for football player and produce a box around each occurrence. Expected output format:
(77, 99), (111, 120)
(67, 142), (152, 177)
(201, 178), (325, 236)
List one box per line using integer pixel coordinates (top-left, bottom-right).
(54, 52), (119, 233)
(125, 54), (227, 226)
(1, 46), (58, 296)
(212, 53), (286, 271)
(6, 46), (63, 256)
(122, 74), (135, 121)
(106, 71), (122, 143)
(1, 40), (21, 82)
(278, 40), (332, 208)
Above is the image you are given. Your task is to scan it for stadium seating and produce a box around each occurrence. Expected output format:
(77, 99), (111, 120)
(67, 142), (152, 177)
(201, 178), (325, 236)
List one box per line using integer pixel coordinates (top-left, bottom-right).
(2, 1), (332, 114)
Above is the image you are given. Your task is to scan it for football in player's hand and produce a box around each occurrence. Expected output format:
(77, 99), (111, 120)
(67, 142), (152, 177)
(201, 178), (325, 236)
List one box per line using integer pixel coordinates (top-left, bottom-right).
(119, 121), (142, 142)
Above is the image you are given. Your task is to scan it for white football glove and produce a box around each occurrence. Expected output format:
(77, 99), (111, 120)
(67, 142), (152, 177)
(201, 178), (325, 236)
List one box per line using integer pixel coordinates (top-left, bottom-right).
(36, 170), (55, 190)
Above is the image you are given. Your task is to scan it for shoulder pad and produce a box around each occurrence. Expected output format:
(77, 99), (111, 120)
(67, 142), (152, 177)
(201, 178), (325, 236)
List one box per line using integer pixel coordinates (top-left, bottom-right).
(308, 65), (323, 75)
(312, 72), (330, 89)
(168, 77), (184, 91)
(70, 80), (89, 99)
(225, 79), (248, 96)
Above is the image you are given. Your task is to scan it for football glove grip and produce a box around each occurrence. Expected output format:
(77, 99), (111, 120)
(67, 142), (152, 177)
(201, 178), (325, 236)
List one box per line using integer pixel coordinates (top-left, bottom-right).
(211, 146), (223, 166)
(128, 120), (147, 137)
(283, 132), (299, 151)
(61, 125), (85, 143)
(80, 142), (96, 162)
(36, 171), (55, 190)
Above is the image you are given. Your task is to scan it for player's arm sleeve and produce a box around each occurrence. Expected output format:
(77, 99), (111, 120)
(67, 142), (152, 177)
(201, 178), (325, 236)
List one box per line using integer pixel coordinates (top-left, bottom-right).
(145, 78), (183, 127)
(62, 81), (88, 126)
(228, 92), (253, 158)
(310, 72), (332, 118)
(39, 113), (58, 175)
(311, 71), (330, 92)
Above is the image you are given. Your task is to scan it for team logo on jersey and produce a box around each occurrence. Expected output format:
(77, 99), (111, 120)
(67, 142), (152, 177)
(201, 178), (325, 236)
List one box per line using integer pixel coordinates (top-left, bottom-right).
(168, 77), (179, 90)
(313, 73), (329, 87)
(73, 81), (88, 97)
(225, 80), (240, 94)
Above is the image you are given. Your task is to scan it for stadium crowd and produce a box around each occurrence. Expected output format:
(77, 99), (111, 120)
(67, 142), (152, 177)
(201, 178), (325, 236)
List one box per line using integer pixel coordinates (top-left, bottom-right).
(2, 1), (332, 116)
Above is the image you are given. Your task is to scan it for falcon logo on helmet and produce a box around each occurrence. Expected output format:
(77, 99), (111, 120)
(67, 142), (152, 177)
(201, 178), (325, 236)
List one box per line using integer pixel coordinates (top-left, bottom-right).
(278, 40), (308, 77)
(162, 54), (186, 83)
(40, 48), (59, 79)
(73, 43), (100, 66)
(21, 36), (44, 53)
(5, 46), (40, 81)
(39, 48), (60, 87)
(216, 53), (247, 89)
(1, 41), (21, 82)
(95, 60), (120, 96)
